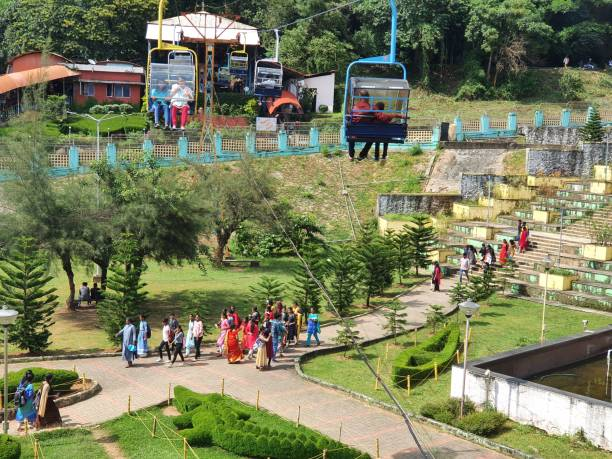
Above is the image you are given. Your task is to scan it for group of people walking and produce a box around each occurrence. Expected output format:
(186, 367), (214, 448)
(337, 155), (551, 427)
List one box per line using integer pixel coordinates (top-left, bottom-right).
(15, 370), (62, 432)
(115, 302), (323, 371)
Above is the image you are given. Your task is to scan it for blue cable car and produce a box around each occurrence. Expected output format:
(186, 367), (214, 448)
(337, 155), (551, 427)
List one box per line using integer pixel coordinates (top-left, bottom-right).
(342, 0), (410, 144)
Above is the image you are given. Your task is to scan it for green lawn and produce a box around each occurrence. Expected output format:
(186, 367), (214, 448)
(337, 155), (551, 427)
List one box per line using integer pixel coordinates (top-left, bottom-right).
(13, 257), (421, 357)
(19, 428), (108, 459)
(302, 294), (612, 459)
(103, 406), (244, 459)
(64, 113), (147, 135)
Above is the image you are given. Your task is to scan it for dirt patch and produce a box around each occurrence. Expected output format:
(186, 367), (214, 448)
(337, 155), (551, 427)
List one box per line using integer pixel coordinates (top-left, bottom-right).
(91, 427), (126, 459)
(162, 405), (180, 416)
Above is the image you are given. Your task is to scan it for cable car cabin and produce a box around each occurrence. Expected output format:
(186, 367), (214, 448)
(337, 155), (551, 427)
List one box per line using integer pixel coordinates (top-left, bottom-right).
(345, 77), (410, 143)
(148, 50), (197, 114)
(254, 61), (283, 98)
(217, 66), (231, 88)
(229, 51), (248, 77)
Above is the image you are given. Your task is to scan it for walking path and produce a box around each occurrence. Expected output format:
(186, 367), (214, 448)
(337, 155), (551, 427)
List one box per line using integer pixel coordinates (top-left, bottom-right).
(9, 281), (507, 459)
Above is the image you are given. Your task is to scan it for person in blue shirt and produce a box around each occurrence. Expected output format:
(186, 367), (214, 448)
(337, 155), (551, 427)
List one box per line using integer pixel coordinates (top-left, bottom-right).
(15, 370), (36, 430)
(150, 81), (170, 129)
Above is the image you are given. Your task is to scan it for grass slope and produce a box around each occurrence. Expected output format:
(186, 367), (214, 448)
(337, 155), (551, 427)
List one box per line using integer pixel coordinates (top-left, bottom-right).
(302, 294), (612, 459)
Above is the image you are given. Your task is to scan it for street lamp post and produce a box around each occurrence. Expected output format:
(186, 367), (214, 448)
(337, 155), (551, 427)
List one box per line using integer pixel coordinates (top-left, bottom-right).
(540, 255), (553, 344)
(0, 306), (18, 434)
(459, 299), (480, 418)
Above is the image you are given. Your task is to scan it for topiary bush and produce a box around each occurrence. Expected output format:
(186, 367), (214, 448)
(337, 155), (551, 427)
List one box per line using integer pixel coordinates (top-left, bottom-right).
(420, 397), (475, 424)
(172, 386), (369, 459)
(392, 326), (460, 387)
(0, 435), (20, 459)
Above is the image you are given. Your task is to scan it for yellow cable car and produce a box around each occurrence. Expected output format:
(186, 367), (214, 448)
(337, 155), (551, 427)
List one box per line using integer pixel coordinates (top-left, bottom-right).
(145, 0), (198, 118)
(229, 33), (249, 77)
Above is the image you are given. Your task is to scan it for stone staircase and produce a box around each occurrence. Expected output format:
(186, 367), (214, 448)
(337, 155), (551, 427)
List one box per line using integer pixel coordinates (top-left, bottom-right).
(437, 167), (612, 312)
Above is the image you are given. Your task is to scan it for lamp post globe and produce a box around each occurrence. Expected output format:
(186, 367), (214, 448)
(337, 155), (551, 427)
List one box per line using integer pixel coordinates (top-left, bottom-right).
(459, 299), (480, 319)
(543, 255), (553, 271)
(0, 305), (18, 434)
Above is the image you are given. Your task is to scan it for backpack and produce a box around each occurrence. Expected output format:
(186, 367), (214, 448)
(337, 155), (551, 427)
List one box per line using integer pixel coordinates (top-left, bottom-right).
(14, 385), (26, 408)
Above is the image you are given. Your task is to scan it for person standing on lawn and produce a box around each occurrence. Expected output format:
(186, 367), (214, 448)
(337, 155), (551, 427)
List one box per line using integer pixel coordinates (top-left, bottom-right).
(157, 318), (172, 363)
(306, 307), (321, 347)
(116, 318), (137, 368)
(137, 314), (150, 357)
(192, 314), (204, 361)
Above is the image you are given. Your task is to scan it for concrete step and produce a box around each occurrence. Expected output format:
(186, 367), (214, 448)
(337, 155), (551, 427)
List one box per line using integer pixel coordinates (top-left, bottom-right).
(572, 280), (612, 297)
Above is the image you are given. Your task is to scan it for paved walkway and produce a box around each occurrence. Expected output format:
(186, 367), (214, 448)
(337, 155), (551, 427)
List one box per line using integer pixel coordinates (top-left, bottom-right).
(9, 281), (507, 459)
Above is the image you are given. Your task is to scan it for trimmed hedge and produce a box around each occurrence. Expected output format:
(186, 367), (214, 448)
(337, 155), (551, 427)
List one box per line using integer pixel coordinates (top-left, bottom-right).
(0, 368), (79, 401)
(173, 386), (369, 459)
(421, 398), (507, 437)
(392, 325), (460, 387)
(0, 435), (20, 459)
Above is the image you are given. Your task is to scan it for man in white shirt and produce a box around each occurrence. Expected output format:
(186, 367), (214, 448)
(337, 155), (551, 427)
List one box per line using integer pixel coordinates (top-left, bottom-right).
(157, 318), (172, 362)
(169, 77), (194, 130)
(459, 254), (470, 283)
(78, 282), (90, 308)
(192, 314), (204, 361)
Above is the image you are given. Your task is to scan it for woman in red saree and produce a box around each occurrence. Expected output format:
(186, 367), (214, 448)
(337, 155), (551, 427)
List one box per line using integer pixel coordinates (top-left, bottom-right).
(519, 225), (529, 253)
(225, 324), (243, 364)
(499, 239), (508, 265)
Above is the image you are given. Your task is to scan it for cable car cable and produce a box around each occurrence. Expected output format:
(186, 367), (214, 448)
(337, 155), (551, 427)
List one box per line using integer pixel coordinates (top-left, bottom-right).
(238, 154), (432, 459)
(259, 0), (365, 32)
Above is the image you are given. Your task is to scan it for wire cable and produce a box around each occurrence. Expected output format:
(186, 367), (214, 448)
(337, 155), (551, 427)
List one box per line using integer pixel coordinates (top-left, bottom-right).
(237, 153), (431, 458)
(259, 0), (365, 32)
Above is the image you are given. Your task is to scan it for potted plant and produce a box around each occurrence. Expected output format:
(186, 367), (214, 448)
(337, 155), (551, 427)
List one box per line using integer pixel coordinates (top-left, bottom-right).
(583, 222), (612, 261)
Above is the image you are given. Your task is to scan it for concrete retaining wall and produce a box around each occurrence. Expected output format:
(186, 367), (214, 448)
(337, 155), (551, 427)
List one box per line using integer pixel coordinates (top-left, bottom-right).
(522, 127), (612, 146)
(376, 193), (461, 216)
(461, 175), (506, 200)
(526, 143), (607, 177)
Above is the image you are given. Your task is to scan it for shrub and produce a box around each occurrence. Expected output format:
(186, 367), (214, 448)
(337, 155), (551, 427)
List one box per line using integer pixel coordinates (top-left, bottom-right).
(42, 95), (67, 121)
(119, 103), (134, 114)
(455, 409), (507, 436)
(421, 397), (475, 423)
(495, 71), (538, 100)
(408, 144), (423, 156)
(392, 326), (460, 387)
(455, 80), (489, 101)
(0, 435), (20, 459)
(0, 368), (78, 401)
(559, 72), (583, 101)
(89, 105), (106, 114)
(318, 105), (329, 113)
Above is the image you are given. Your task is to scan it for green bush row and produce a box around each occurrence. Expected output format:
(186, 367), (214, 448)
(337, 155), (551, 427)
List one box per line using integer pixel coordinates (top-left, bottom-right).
(392, 325), (460, 387)
(421, 398), (507, 437)
(173, 387), (369, 459)
(0, 434), (20, 459)
(0, 368), (78, 399)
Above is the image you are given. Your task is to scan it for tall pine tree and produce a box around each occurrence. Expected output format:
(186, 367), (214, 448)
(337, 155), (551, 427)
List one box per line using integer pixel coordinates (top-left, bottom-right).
(249, 276), (285, 305)
(390, 227), (412, 284)
(326, 247), (361, 316)
(97, 234), (148, 345)
(580, 108), (604, 143)
(290, 245), (325, 312)
(383, 301), (410, 343)
(407, 215), (437, 275)
(0, 237), (58, 354)
(355, 228), (393, 307)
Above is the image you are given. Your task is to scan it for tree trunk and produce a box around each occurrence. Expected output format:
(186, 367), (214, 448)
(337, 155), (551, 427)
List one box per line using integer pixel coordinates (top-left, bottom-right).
(100, 264), (108, 290)
(214, 229), (231, 266)
(366, 291), (371, 308)
(60, 252), (76, 310)
(486, 50), (493, 82)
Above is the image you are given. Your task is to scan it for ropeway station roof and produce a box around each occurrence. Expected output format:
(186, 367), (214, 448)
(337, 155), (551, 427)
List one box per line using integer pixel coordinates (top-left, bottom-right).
(146, 11), (260, 46)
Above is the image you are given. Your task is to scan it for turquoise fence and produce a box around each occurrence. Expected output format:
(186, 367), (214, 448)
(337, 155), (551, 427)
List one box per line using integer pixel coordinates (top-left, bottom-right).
(0, 106), (609, 181)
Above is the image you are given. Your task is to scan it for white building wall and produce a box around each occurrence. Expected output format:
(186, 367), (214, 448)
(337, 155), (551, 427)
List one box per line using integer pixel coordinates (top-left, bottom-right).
(450, 365), (612, 450)
(302, 73), (335, 113)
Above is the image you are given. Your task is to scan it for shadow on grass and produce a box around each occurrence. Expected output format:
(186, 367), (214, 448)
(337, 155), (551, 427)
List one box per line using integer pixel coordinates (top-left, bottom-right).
(480, 311), (505, 318)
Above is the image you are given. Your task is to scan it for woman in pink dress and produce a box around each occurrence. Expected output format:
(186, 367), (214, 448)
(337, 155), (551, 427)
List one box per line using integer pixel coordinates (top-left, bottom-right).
(216, 309), (230, 356)
(245, 318), (259, 359)
(519, 225), (529, 253)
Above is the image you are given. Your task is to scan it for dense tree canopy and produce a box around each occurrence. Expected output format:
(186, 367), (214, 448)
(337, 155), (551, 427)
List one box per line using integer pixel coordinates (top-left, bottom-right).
(0, 0), (609, 94)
